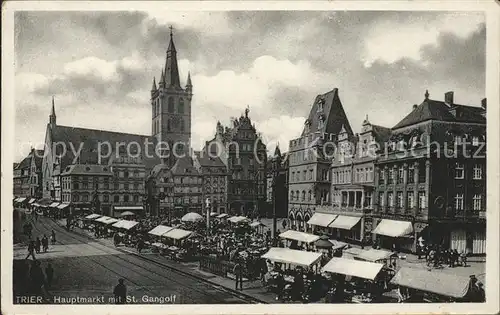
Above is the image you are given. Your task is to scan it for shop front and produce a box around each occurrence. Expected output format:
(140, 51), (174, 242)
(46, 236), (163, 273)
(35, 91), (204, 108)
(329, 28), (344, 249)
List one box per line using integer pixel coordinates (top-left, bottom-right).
(371, 218), (414, 253)
(430, 222), (486, 255)
(329, 215), (364, 244)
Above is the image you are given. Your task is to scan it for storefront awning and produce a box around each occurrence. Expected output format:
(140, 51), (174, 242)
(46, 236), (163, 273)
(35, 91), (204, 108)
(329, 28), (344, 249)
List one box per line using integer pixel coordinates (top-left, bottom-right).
(148, 225), (174, 236)
(114, 206), (144, 211)
(307, 213), (338, 227)
(328, 215), (361, 230)
(28, 198), (36, 204)
(372, 219), (413, 237)
(163, 228), (193, 240)
(390, 267), (471, 298)
(279, 230), (320, 244)
(17, 197), (27, 203)
(57, 203), (70, 209)
(85, 214), (101, 220)
(112, 220), (139, 230)
(216, 213), (229, 219)
(322, 257), (384, 280)
(262, 247), (322, 267)
(49, 202), (60, 208)
(356, 249), (396, 262)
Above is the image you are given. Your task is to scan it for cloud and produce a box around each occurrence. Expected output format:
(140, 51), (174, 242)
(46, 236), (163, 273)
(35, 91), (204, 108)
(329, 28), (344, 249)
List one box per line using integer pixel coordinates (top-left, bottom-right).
(142, 11), (232, 36)
(362, 12), (484, 67)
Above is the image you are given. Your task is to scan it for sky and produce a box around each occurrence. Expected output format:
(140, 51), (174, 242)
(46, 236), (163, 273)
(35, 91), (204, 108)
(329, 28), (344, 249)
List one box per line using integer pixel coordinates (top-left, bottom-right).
(14, 10), (485, 161)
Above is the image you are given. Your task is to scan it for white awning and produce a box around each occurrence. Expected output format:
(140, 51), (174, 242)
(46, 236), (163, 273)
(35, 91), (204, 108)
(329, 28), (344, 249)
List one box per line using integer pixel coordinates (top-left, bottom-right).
(356, 249), (396, 262)
(261, 247), (322, 267)
(279, 230), (320, 244)
(95, 216), (111, 223)
(163, 228), (193, 240)
(329, 240), (348, 251)
(17, 197), (27, 203)
(249, 221), (264, 228)
(112, 220), (138, 230)
(28, 198), (36, 204)
(49, 202), (60, 207)
(328, 215), (361, 230)
(104, 218), (120, 224)
(216, 213), (229, 219)
(114, 206), (144, 211)
(228, 216), (249, 223)
(148, 225), (174, 236)
(322, 257), (384, 280)
(372, 219), (413, 237)
(85, 214), (102, 220)
(307, 213), (338, 227)
(343, 247), (365, 256)
(57, 203), (70, 209)
(390, 267), (471, 298)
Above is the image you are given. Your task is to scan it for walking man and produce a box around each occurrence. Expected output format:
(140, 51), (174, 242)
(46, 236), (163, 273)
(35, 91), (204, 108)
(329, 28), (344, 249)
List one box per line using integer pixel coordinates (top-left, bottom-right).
(113, 278), (127, 304)
(35, 237), (41, 254)
(25, 240), (36, 260)
(51, 230), (56, 245)
(233, 259), (244, 291)
(42, 235), (49, 253)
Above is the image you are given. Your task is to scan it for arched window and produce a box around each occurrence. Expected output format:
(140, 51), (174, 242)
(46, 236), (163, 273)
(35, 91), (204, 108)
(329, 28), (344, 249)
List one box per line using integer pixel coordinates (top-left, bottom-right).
(295, 190), (299, 201)
(180, 119), (185, 132)
(178, 98), (185, 114)
(301, 191), (306, 201)
(291, 191), (294, 200)
(168, 97), (175, 113)
(167, 119), (171, 132)
(308, 191), (312, 201)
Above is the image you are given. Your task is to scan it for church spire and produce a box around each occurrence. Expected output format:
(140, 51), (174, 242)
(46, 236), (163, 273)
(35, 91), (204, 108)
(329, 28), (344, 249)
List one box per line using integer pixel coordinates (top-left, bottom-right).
(186, 71), (192, 88)
(151, 77), (157, 91)
(49, 96), (56, 127)
(164, 25), (181, 88)
(159, 68), (165, 88)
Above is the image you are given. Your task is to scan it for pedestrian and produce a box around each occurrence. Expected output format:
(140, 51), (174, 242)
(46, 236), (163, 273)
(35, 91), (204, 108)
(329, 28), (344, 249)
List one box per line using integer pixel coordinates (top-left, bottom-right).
(113, 278), (127, 304)
(460, 250), (468, 267)
(233, 259), (244, 291)
(45, 263), (54, 289)
(35, 237), (41, 254)
(42, 235), (49, 253)
(396, 286), (404, 303)
(51, 230), (56, 245)
(25, 240), (36, 260)
(452, 249), (460, 267)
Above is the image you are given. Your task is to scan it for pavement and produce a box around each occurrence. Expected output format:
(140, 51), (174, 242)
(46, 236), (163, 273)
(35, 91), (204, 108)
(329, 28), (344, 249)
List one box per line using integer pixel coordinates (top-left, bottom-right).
(12, 213), (268, 304)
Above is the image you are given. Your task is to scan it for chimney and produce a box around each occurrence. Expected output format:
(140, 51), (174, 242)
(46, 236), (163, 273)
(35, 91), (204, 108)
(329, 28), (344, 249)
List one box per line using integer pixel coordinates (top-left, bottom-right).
(412, 104), (418, 110)
(481, 98), (487, 110)
(444, 91), (454, 106)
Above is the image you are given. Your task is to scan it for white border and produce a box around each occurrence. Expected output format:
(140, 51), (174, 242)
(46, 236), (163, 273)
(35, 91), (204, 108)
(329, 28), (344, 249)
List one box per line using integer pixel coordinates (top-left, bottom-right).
(2, 1), (499, 315)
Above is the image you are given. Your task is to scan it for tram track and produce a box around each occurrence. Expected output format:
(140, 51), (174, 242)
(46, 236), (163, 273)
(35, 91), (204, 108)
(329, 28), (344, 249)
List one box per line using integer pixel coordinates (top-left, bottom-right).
(30, 216), (262, 304)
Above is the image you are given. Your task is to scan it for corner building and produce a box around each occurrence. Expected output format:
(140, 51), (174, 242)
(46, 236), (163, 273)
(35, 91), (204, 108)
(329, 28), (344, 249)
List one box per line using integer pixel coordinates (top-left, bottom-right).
(373, 91), (486, 254)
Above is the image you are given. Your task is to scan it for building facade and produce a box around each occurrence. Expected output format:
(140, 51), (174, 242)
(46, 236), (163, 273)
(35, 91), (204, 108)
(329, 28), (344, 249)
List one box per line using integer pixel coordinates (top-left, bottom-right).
(193, 151), (228, 215)
(265, 146), (289, 219)
(14, 148), (44, 199)
(288, 88), (353, 232)
(373, 91), (486, 254)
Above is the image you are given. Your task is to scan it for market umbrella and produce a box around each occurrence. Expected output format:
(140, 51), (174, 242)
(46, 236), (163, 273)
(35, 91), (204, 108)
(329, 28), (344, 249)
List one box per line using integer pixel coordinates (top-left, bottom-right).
(315, 234), (333, 249)
(181, 212), (204, 222)
(120, 211), (135, 217)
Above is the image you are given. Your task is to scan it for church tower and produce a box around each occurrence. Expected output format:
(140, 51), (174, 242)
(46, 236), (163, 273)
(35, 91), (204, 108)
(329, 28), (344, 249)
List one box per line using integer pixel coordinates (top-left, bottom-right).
(49, 96), (57, 128)
(150, 26), (193, 165)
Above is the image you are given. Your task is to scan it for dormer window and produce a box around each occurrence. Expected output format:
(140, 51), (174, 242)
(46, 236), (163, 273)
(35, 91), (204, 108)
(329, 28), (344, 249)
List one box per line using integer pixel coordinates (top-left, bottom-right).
(317, 98), (325, 112)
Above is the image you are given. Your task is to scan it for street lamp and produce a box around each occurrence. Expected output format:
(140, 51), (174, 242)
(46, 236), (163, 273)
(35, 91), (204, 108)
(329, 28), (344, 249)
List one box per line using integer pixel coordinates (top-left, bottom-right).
(205, 197), (211, 236)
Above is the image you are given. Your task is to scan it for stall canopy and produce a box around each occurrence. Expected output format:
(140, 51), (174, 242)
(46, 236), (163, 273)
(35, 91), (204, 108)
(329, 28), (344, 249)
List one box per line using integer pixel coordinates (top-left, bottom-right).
(249, 221), (264, 228)
(372, 219), (413, 237)
(148, 225), (174, 236)
(228, 216), (249, 223)
(216, 213), (229, 219)
(57, 203), (70, 209)
(322, 257), (384, 280)
(261, 247), (322, 267)
(49, 202), (60, 208)
(112, 220), (139, 230)
(17, 197), (27, 203)
(95, 216), (111, 223)
(307, 213), (338, 227)
(114, 206), (144, 211)
(85, 213), (102, 220)
(28, 199), (36, 204)
(181, 212), (204, 222)
(356, 249), (396, 262)
(163, 228), (193, 240)
(104, 217), (120, 225)
(328, 215), (361, 230)
(329, 240), (348, 251)
(279, 230), (320, 244)
(343, 247), (364, 256)
(390, 267), (472, 298)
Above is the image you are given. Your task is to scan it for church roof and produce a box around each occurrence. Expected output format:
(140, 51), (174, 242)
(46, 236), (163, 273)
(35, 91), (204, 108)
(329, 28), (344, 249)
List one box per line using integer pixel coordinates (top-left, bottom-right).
(170, 155), (200, 175)
(301, 88), (354, 137)
(196, 152), (226, 168)
(49, 124), (160, 170)
(32, 150), (44, 169)
(393, 99), (485, 129)
(164, 31), (181, 88)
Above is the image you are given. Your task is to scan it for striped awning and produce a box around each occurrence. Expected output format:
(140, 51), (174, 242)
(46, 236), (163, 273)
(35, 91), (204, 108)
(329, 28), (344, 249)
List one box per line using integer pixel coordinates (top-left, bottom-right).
(307, 213), (338, 227)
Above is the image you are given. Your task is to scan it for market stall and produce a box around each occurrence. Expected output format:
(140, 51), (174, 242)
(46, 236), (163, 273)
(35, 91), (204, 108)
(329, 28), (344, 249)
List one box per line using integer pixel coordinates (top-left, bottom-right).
(390, 267), (484, 302)
(162, 228), (194, 260)
(228, 216), (249, 224)
(355, 248), (397, 266)
(279, 230), (320, 249)
(262, 247), (322, 270)
(216, 213), (229, 219)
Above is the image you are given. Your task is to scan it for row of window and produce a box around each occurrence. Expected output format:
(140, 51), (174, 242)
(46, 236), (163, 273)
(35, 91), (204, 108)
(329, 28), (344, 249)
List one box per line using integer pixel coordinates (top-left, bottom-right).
(291, 169), (315, 182)
(61, 193), (143, 203)
(455, 163), (483, 180)
(290, 189), (330, 203)
(163, 195), (223, 205)
(289, 149), (317, 164)
(379, 191), (425, 210)
(159, 176), (203, 185)
(153, 97), (186, 117)
(337, 191), (373, 208)
(454, 193), (484, 211)
(333, 167), (374, 184)
(379, 164), (423, 185)
(152, 118), (186, 135)
(231, 185), (266, 195)
(67, 182), (144, 191)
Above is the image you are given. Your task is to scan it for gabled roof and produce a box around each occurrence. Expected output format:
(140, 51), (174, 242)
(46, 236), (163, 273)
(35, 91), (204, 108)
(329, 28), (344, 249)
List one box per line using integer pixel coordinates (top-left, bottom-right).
(32, 150), (44, 169)
(393, 99), (485, 129)
(302, 88), (353, 137)
(17, 155), (31, 169)
(371, 124), (392, 144)
(196, 153), (226, 168)
(170, 155), (200, 175)
(49, 125), (160, 170)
